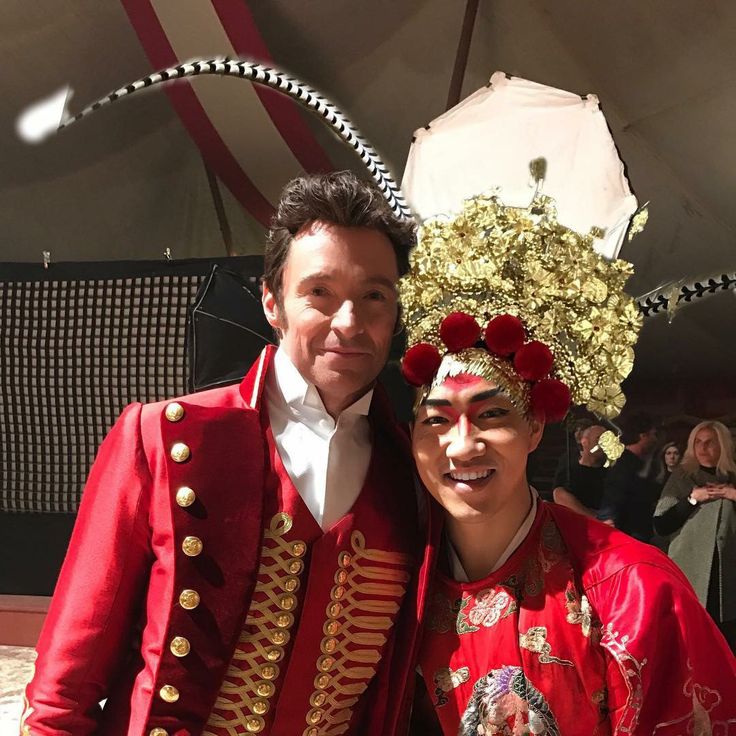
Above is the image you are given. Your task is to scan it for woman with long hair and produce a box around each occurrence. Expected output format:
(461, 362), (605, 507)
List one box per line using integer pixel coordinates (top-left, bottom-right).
(654, 441), (681, 489)
(654, 421), (736, 651)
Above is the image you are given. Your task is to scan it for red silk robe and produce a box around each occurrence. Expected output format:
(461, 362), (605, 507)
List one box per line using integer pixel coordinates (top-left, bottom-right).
(21, 346), (427, 736)
(418, 502), (736, 735)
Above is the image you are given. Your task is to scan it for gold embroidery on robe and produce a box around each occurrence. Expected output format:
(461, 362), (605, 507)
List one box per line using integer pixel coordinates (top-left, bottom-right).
(519, 626), (573, 667)
(433, 666), (470, 707)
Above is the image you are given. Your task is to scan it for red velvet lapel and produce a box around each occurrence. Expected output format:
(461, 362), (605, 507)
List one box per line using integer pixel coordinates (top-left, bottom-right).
(147, 347), (274, 733)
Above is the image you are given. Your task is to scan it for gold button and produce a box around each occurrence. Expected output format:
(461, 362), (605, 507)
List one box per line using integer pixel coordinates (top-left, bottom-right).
(310, 691), (327, 707)
(158, 684), (179, 703)
(265, 646), (283, 662)
(322, 637), (338, 654)
(305, 729), (319, 736)
(256, 681), (275, 698)
(283, 577), (299, 592)
(288, 559), (304, 575)
(169, 636), (190, 657)
(315, 673), (330, 689)
(328, 602), (342, 618)
(245, 716), (264, 733)
(339, 552), (351, 567)
(149, 729), (169, 736)
(332, 585), (346, 600)
(179, 589), (200, 610)
(324, 620), (340, 635)
(252, 699), (269, 716)
(170, 442), (191, 463)
(270, 630), (289, 646)
(275, 612), (293, 628)
(308, 709), (323, 724)
(318, 655), (335, 672)
(182, 536), (203, 557)
(279, 594), (296, 611)
(165, 402), (185, 422)
(261, 664), (278, 680)
(291, 541), (306, 557)
(175, 486), (196, 507)
(334, 569), (348, 585)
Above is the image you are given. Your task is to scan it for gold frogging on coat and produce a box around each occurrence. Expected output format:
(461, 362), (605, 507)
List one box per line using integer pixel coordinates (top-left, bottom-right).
(203, 512), (307, 736)
(302, 531), (412, 736)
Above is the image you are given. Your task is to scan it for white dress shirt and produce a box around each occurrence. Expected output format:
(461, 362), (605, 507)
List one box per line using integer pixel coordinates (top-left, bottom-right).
(265, 347), (373, 531)
(449, 489), (539, 582)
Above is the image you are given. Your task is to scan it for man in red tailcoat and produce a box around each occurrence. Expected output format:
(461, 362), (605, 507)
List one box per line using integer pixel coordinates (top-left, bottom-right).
(21, 172), (426, 736)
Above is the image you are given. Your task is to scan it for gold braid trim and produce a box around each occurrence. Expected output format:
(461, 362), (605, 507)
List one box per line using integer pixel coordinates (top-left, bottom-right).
(301, 531), (412, 736)
(204, 512), (306, 736)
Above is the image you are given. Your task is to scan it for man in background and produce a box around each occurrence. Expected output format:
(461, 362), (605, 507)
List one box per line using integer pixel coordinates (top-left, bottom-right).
(597, 412), (660, 541)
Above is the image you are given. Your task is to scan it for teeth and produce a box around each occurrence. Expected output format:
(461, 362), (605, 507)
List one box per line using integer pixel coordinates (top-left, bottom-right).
(449, 470), (492, 482)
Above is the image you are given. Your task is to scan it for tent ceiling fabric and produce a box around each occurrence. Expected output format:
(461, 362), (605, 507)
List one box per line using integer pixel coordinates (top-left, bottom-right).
(1, 0), (735, 385)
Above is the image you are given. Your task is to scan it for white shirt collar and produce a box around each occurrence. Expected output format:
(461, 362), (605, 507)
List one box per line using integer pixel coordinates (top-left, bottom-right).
(269, 346), (373, 419)
(449, 488), (539, 583)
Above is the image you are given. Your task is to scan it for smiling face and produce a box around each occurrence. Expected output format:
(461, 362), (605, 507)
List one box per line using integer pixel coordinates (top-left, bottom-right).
(412, 374), (544, 523)
(262, 221), (399, 415)
(693, 428), (720, 469)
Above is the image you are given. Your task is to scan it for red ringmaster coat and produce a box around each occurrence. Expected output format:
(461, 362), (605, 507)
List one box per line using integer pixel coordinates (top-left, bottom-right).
(21, 347), (436, 736)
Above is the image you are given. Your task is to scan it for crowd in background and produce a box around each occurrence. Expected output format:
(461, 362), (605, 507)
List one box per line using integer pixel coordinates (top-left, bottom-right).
(548, 414), (736, 653)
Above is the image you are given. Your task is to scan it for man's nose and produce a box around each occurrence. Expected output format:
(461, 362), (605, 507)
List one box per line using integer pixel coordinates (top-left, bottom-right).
(446, 415), (485, 462)
(332, 300), (362, 337)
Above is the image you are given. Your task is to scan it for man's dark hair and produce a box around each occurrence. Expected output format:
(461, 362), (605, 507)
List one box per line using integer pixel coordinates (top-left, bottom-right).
(263, 171), (416, 302)
(620, 412), (656, 446)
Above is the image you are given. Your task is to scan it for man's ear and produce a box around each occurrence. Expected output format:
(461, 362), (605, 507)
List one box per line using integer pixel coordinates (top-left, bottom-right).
(528, 415), (545, 453)
(262, 283), (283, 332)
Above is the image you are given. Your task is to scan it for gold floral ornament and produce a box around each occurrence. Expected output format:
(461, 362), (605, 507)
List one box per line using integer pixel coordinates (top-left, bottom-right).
(596, 430), (626, 467)
(398, 191), (643, 420)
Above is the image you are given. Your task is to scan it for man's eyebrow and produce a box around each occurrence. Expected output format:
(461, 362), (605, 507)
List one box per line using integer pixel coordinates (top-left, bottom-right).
(469, 388), (507, 403)
(296, 272), (396, 290)
(421, 397), (452, 407)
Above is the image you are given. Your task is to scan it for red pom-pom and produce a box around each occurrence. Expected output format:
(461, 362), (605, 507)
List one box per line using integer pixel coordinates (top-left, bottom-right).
(401, 343), (442, 386)
(440, 312), (481, 352)
(514, 341), (554, 381)
(530, 379), (571, 423)
(485, 314), (525, 356)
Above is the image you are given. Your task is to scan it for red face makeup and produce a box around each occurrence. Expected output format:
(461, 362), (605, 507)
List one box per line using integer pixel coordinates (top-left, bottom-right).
(412, 375), (544, 523)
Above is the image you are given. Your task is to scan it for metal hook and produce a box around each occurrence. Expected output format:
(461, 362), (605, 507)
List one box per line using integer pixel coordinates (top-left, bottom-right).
(42, 251), (51, 269)
(164, 247), (172, 261)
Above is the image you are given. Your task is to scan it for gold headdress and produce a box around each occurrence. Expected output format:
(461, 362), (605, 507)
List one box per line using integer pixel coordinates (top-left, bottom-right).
(398, 73), (645, 424)
(398, 189), (642, 421)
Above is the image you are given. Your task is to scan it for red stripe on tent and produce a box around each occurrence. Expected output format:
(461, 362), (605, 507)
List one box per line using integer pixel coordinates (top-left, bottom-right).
(121, 0), (275, 226)
(211, 0), (334, 173)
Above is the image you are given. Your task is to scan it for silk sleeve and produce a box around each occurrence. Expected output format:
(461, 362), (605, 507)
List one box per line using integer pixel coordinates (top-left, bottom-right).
(587, 558), (736, 734)
(22, 403), (154, 735)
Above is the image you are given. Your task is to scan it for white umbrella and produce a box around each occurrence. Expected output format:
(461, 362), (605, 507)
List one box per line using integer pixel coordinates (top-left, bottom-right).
(402, 71), (639, 260)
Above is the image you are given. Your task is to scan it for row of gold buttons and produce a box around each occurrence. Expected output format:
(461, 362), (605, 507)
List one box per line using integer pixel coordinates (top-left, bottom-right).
(147, 402), (196, 736)
(302, 551), (352, 736)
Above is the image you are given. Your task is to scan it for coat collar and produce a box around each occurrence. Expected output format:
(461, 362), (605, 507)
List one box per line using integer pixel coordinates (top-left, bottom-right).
(238, 345), (275, 411)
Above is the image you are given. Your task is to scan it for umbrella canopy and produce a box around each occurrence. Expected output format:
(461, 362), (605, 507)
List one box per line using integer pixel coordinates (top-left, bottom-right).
(402, 72), (639, 260)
